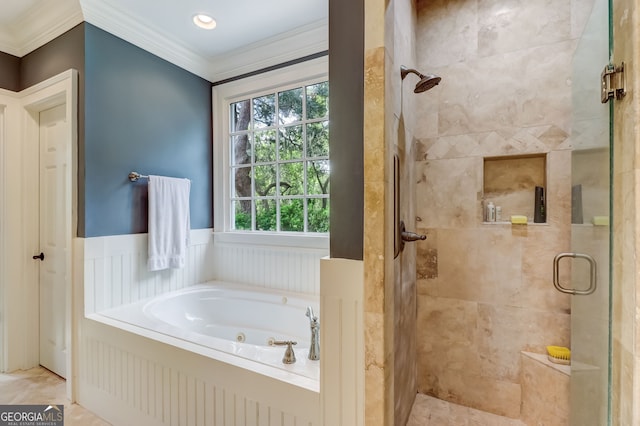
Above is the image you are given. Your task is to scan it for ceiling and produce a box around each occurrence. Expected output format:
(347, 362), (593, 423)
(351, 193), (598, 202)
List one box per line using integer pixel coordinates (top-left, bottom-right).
(0, 0), (328, 82)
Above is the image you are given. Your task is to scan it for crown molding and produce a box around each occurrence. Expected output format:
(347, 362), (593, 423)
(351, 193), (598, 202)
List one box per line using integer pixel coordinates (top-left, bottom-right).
(1, 0), (327, 83)
(1, 0), (83, 57)
(0, 32), (18, 57)
(80, 0), (212, 80)
(206, 19), (328, 82)
(80, 0), (327, 83)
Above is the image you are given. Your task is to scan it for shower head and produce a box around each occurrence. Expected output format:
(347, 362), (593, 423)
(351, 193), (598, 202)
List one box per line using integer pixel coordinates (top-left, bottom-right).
(400, 65), (441, 93)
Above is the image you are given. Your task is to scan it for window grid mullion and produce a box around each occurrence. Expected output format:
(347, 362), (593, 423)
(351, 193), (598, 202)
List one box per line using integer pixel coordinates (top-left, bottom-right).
(250, 97), (256, 231)
(228, 81), (328, 234)
(302, 91), (309, 232)
(275, 91), (281, 232)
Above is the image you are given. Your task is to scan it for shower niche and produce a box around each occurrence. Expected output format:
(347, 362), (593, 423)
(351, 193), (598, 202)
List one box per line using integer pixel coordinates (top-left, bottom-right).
(482, 154), (547, 224)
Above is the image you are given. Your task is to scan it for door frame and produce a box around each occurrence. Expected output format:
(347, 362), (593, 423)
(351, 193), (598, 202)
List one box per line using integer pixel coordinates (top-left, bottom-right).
(0, 93), (19, 374)
(0, 69), (77, 399)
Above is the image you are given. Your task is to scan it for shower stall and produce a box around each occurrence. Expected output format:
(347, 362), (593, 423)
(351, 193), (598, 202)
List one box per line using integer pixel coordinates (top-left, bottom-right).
(384, 0), (614, 424)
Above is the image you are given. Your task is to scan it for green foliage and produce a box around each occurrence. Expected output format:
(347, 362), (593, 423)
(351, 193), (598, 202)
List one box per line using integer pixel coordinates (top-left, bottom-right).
(308, 198), (329, 232)
(231, 81), (330, 233)
(281, 199), (304, 232)
(234, 210), (251, 230)
(256, 200), (277, 231)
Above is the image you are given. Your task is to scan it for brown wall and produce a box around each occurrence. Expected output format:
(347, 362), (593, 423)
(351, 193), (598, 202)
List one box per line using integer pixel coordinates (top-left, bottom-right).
(0, 51), (20, 91)
(328, 0), (364, 260)
(20, 23), (85, 90)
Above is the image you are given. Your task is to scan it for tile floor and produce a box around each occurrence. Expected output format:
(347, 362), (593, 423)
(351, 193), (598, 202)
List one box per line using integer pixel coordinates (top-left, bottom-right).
(0, 367), (110, 425)
(2, 368), (528, 426)
(407, 393), (526, 426)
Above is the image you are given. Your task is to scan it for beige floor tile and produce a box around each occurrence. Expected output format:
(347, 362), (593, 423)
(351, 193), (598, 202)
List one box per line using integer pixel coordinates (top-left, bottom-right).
(407, 393), (526, 426)
(0, 367), (110, 426)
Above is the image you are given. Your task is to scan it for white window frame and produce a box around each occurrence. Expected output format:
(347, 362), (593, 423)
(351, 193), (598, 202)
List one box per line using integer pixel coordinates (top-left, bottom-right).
(213, 57), (329, 249)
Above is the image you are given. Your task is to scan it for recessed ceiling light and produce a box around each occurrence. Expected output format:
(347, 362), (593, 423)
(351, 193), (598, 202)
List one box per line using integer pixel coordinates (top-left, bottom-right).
(193, 14), (217, 30)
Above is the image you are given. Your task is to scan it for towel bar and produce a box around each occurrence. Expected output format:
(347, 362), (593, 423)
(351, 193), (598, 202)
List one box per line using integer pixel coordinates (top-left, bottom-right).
(128, 171), (149, 182)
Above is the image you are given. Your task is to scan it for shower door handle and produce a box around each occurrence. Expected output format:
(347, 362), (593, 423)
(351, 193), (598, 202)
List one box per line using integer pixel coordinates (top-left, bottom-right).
(553, 252), (597, 295)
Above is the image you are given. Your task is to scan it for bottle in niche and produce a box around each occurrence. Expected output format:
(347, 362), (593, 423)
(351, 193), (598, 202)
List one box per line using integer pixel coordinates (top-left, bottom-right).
(534, 186), (546, 223)
(486, 201), (496, 222)
(495, 205), (502, 222)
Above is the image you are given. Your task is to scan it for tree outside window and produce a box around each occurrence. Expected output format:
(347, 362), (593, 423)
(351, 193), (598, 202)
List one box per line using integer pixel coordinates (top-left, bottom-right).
(230, 81), (329, 233)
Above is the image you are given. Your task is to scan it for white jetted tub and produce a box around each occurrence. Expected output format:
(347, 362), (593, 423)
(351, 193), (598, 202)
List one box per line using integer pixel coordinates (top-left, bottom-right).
(93, 281), (320, 390)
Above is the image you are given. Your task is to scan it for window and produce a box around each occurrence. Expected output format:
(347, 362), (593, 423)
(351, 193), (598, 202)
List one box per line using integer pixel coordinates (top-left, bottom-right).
(229, 82), (329, 233)
(213, 58), (329, 240)
(213, 57), (330, 243)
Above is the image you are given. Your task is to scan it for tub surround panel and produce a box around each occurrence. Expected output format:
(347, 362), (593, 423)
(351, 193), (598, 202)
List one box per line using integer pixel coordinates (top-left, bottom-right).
(82, 229), (324, 320)
(82, 229), (214, 315)
(211, 238), (326, 295)
(78, 319), (319, 426)
(320, 258), (364, 426)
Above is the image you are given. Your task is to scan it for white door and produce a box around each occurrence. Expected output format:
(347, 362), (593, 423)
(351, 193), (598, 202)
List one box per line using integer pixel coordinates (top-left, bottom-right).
(37, 103), (68, 378)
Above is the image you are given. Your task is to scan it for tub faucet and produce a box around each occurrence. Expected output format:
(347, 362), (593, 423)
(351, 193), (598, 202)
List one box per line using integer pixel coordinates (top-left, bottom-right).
(306, 306), (320, 361)
(273, 340), (297, 364)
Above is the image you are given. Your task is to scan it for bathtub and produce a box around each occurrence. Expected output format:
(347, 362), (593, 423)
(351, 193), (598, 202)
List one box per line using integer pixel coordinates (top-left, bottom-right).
(91, 281), (320, 391)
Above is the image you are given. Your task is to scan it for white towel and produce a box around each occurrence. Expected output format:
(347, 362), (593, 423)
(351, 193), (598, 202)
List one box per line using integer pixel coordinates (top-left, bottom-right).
(147, 175), (191, 271)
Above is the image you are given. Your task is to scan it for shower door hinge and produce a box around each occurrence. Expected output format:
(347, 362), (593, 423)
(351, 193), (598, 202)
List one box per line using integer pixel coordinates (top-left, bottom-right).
(601, 62), (626, 103)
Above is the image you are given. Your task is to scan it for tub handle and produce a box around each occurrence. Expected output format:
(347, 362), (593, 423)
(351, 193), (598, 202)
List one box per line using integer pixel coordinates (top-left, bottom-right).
(273, 340), (297, 364)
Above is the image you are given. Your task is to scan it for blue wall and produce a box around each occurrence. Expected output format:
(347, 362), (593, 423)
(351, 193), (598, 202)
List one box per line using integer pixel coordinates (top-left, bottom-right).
(84, 24), (212, 237)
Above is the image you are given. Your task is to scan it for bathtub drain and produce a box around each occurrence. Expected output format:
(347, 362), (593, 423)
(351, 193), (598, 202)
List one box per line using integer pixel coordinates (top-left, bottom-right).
(236, 332), (246, 343)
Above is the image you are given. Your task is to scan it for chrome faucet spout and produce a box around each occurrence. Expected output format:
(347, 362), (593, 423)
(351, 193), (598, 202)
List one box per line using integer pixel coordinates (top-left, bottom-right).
(306, 306), (320, 361)
(306, 306), (317, 322)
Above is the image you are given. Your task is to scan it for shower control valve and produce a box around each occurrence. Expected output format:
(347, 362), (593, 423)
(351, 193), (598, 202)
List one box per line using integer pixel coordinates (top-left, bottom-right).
(401, 230), (427, 242)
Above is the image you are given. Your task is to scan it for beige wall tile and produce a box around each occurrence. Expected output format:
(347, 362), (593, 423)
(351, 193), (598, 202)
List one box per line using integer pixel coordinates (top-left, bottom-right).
(520, 354), (569, 426)
(416, 157), (483, 228)
(416, 0), (478, 68)
(520, 226), (571, 312)
(434, 228), (523, 305)
(434, 41), (574, 137)
(413, 1), (584, 420)
(477, 0), (571, 57)
(477, 304), (570, 383)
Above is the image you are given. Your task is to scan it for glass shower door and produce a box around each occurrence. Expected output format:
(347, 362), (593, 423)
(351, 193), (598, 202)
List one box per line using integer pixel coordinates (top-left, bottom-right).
(567, 0), (611, 424)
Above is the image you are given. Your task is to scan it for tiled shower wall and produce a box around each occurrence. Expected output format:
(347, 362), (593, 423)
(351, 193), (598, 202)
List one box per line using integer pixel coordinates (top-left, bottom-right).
(412, 0), (595, 417)
(386, 1), (419, 425)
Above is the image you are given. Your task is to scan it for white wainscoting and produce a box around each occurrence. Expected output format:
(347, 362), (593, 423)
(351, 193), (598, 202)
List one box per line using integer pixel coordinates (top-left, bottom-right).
(75, 232), (323, 425)
(320, 257), (364, 426)
(82, 229), (214, 314)
(78, 318), (320, 426)
(212, 234), (328, 295)
(82, 230), (326, 317)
